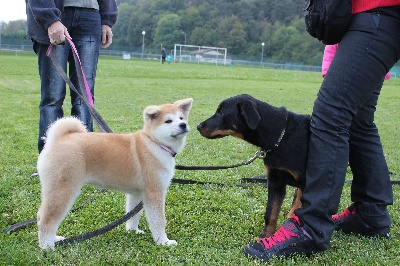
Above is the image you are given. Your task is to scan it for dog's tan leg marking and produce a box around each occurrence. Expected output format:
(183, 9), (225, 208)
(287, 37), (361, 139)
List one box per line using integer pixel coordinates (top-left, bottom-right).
(287, 188), (302, 218)
(254, 166), (278, 241)
(37, 179), (82, 249)
(264, 201), (281, 237)
(143, 187), (177, 246)
(126, 190), (145, 234)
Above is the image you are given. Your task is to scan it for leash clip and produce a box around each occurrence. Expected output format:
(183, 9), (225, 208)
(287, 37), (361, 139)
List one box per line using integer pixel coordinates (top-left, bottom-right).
(256, 150), (267, 159)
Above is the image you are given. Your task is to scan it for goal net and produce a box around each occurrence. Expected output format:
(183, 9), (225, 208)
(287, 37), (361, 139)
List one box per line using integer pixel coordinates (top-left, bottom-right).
(173, 44), (228, 65)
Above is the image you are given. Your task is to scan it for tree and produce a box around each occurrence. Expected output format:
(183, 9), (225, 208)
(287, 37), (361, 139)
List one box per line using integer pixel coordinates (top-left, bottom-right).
(217, 16), (247, 55)
(1, 20), (29, 45)
(112, 3), (135, 46)
(270, 26), (299, 61)
(189, 27), (218, 46)
(153, 14), (182, 50)
(179, 7), (203, 35)
(125, 4), (155, 50)
(2, 20), (26, 35)
(269, 0), (302, 23)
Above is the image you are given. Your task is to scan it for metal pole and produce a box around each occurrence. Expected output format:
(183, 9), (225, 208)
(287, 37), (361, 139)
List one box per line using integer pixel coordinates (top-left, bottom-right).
(142, 31), (146, 59)
(0, 21), (2, 50)
(181, 31), (186, 45)
(261, 42), (265, 67)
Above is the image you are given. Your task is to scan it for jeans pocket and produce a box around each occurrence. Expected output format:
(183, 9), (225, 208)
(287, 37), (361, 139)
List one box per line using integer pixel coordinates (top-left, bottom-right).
(348, 13), (379, 35)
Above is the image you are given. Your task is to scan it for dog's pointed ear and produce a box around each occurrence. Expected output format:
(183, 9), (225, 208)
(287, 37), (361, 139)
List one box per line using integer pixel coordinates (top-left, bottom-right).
(143, 105), (161, 124)
(239, 101), (261, 130)
(174, 98), (193, 117)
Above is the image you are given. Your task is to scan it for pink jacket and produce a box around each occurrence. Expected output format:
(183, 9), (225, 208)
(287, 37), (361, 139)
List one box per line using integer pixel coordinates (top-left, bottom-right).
(322, 44), (391, 80)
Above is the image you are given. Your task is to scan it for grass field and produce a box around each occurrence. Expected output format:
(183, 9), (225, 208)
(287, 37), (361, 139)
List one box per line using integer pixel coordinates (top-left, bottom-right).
(1, 50), (400, 265)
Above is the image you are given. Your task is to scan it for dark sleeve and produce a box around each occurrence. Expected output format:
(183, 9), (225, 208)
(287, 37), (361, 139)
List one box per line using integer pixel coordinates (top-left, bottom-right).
(98, 0), (119, 27)
(27, 0), (61, 29)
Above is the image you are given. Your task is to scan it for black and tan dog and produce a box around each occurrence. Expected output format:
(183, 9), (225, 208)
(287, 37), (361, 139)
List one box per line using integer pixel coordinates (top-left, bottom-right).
(197, 94), (310, 240)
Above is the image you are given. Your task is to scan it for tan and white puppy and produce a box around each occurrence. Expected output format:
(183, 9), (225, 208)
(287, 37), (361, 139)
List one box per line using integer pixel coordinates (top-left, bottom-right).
(36, 98), (193, 249)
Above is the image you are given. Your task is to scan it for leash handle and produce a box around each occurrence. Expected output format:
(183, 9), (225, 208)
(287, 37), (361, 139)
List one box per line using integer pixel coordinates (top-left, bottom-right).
(45, 36), (94, 107)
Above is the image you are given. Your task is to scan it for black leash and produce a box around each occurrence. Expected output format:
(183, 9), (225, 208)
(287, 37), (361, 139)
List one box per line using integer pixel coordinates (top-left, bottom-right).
(172, 175), (268, 187)
(55, 201), (143, 247)
(3, 189), (107, 234)
(175, 150), (266, 171)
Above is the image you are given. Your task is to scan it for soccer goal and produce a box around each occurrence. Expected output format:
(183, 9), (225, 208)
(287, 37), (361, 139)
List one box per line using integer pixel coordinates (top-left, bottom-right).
(173, 44), (228, 65)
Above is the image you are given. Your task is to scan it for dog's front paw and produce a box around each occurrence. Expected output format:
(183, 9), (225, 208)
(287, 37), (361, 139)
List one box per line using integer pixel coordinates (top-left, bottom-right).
(126, 227), (145, 234)
(157, 238), (177, 246)
(135, 229), (144, 234)
(55, 235), (66, 241)
(164, 239), (177, 246)
(39, 242), (55, 250)
(39, 235), (65, 250)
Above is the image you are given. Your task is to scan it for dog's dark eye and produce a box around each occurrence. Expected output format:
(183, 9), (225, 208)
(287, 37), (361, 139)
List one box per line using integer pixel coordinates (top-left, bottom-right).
(217, 109), (223, 115)
(180, 117), (184, 120)
(165, 119), (172, 123)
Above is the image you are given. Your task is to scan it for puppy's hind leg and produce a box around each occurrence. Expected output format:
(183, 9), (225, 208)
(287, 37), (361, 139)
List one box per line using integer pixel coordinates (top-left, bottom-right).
(125, 190), (145, 234)
(37, 181), (82, 250)
(143, 189), (177, 246)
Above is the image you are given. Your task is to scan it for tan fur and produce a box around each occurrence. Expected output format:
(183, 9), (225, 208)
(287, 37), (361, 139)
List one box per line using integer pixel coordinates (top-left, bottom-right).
(287, 188), (303, 218)
(36, 98), (193, 249)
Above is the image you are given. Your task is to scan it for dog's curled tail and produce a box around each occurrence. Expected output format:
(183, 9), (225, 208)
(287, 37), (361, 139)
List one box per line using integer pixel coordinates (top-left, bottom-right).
(44, 117), (87, 147)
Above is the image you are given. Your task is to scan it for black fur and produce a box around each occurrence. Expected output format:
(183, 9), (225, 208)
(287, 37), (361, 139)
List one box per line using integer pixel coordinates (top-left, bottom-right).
(197, 94), (311, 238)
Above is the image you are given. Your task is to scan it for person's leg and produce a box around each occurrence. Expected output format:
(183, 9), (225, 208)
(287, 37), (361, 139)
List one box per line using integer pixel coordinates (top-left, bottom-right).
(34, 41), (69, 153)
(345, 81), (392, 227)
(65, 7), (101, 132)
(332, 81), (392, 237)
(295, 12), (400, 250)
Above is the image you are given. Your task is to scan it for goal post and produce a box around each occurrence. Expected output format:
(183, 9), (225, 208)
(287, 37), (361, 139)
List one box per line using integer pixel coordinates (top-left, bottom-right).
(173, 44), (228, 65)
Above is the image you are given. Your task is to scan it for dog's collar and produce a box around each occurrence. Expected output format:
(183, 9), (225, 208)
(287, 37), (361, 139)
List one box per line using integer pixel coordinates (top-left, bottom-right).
(156, 143), (177, 157)
(263, 116), (287, 154)
(145, 133), (177, 157)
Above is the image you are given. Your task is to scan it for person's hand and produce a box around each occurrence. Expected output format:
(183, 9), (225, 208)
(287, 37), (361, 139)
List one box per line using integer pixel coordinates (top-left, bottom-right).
(101, 25), (113, 49)
(47, 21), (71, 45)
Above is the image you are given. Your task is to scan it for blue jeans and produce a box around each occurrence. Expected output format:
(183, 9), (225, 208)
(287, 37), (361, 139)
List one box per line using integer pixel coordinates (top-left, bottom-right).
(295, 11), (399, 250)
(33, 7), (101, 153)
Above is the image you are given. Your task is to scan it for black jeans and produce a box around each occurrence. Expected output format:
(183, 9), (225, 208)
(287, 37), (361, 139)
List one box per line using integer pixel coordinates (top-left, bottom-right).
(295, 11), (400, 250)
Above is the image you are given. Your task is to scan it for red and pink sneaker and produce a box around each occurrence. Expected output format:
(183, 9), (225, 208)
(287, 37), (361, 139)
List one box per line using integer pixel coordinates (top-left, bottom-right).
(333, 204), (390, 238)
(244, 216), (318, 262)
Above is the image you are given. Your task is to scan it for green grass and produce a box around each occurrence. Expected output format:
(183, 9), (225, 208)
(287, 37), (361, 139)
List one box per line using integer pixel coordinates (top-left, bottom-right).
(1, 50), (400, 265)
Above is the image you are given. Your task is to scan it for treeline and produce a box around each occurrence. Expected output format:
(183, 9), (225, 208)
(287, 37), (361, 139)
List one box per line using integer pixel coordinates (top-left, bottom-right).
(113, 0), (325, 65)
(0, 20), (28, 46)
(1, 0), (325, 65)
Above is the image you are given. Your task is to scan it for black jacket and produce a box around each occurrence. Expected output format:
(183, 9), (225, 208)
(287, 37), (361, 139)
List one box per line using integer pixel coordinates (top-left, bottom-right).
(26, 0), (118, 44)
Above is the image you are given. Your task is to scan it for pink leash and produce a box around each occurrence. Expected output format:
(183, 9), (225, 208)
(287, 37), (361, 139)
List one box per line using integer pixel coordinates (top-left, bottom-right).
(45, 35), (94, 107)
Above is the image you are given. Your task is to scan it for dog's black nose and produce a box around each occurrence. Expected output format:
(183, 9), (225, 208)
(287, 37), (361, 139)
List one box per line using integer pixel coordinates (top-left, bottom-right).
(197, 123), (203, 131)
(179, 122), (187, 129)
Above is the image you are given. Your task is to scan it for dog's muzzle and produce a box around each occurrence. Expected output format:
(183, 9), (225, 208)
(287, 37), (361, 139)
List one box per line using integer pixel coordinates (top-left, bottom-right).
(172, 122), (189, 137)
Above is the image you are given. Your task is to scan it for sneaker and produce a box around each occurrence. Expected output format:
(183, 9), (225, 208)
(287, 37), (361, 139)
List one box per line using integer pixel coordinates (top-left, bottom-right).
(244, 216), (318, 262)
(332, 204), (390, 238)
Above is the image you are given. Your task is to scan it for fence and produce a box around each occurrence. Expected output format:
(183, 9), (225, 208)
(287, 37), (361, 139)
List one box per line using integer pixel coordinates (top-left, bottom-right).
(1, 43), (399, 77)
